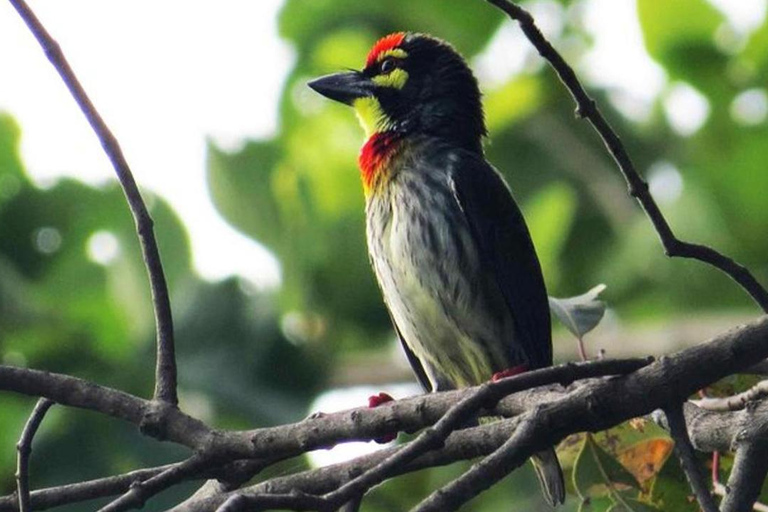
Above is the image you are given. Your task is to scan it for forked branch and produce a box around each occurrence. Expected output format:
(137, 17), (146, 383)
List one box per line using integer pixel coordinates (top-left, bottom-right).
(484, 0), (768, 313)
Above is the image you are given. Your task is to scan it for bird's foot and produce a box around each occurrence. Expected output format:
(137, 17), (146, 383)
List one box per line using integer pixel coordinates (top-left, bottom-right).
(368, 392), (397, 444)
(491, 364), (529, 382)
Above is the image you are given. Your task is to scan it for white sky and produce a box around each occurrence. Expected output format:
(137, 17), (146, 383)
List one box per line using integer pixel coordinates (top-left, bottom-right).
(0, 0), (289, 286)
(0, 0), (764, 287)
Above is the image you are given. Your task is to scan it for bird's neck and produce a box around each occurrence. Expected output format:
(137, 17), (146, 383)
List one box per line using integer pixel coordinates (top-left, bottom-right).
(359, 131), (403, 196)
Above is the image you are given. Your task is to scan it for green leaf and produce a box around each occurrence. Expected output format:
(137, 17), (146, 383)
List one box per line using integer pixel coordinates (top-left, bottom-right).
(607, 498), (663, 512)
(648, 450), (701, 512)
(580, 496), (614, 512)
(549, 284), (607, 340)
(207, 140), (284, 250)
(574, 434), (641, 499)
(637, 0), (722, 60)
(484, 76), (544, 133)
(637, 0), (727, 96)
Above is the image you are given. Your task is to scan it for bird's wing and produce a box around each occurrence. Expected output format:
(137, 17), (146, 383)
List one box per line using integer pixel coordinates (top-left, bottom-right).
(389, 313), (433, 392)
(448, 151), (552, 369)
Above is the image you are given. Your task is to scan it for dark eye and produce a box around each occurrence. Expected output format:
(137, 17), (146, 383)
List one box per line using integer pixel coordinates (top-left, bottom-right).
(380, 58), (398, 74)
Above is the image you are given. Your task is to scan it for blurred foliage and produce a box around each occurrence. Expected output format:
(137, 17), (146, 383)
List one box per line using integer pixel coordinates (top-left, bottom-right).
(0, 113), (324, 508)
(2, 0), (768, 509)
(206, 0), (768, 508)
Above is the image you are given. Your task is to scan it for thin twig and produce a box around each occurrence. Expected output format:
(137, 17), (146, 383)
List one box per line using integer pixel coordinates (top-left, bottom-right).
(695, 380), (768, 412)
(8, 0), (179, 405)
(412, 414), (538, 512)
(0, 459), (274, 512)
(664, 404), (718, 512)
(484, 0), (768, 313)
(98, 456), (209, 512)
(182, 417), (525, 512)
(1, 464), (172, 512)
(15, 399), (54, 512)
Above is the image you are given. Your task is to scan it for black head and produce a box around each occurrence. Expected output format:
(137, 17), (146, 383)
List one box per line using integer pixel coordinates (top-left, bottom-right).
(308, 33), (486, 154)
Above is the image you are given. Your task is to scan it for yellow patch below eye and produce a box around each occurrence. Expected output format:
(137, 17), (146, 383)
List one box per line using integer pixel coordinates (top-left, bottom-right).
(353, 97), (391, 137)
(372, 68), (409, 90)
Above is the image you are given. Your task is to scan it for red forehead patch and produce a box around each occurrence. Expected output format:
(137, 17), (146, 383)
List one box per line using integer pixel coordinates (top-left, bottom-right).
(366, 32), (406, 68)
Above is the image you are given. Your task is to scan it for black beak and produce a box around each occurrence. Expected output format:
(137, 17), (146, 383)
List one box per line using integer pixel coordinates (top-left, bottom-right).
(308, 71), (374, 105)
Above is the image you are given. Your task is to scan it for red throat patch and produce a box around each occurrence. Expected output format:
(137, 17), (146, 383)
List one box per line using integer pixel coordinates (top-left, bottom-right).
(366, 32), (406, 68)
(359, 133), (401, 194)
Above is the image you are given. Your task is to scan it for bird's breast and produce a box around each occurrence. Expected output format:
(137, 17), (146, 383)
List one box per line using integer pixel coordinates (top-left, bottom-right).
(365, 159), (515, 387)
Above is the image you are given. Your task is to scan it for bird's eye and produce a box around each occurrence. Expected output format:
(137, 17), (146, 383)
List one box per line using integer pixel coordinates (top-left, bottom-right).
(380, 58), (398, 74)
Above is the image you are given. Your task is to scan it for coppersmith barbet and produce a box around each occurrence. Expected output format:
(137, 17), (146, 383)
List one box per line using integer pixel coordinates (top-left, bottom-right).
(309, 33), (565, 506)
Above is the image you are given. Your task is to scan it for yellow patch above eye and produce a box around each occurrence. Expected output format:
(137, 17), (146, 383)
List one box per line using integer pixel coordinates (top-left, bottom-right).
(377, 48), (408, 61)
(372, 68), (409, 90)
(353, 96), (392, 138)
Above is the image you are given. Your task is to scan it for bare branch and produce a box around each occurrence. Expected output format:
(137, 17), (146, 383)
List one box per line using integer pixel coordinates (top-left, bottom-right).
(696, 380), (768, 412)
(0, 365), (210, 449)
(721, 442), (768, 512)
(98, 456), (209, 512)
(664, 404), (719, 512)
(3, 315), (768, 511)
(719, 399), (768, 512)
(716, 483), (768, 512)
(173, 417), (526, 511)
(483, 0), (768, 313)
(15, 399), (54, 512)
(0, 465), (173, 512)
(0, 459), (274, 512)
(412, 414), (538, 512)
(8, 0), (179, 405)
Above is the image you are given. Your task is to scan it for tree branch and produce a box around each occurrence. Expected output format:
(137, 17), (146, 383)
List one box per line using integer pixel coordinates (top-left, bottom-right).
(181, 318), (768, 510)
(0, 465), (173, 512)
(3, 317), (768, 510)
(696, 380), (768, 412)
(721, 442), (768, 512)
(15, 399), (54, 512)
(7, 0), (179, 406)
(172, 418), (526, 512)
(98, 456), (209, 512)
(664, 404), (719, 512)
(483, 0), (768, 313)
(412, 413), (538, 512)
(0, 365), (210, 449)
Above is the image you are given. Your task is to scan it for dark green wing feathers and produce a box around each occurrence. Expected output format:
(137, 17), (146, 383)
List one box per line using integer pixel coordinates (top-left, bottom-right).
(449, 151), (552, 370)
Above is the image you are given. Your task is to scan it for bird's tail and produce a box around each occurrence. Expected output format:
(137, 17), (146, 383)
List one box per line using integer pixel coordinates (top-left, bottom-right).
(531, 447), (565, 507)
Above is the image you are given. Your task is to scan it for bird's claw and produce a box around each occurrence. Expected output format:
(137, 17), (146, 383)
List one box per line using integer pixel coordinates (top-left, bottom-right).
(368, 392), (397, 443)
(492, 364), (529, 382)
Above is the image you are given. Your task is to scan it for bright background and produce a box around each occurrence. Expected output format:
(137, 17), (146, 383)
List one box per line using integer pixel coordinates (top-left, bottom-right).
(1, 0), (768, 510)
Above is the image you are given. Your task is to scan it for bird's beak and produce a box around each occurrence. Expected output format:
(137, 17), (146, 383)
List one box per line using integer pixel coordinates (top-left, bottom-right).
(308, 71), (374, 105)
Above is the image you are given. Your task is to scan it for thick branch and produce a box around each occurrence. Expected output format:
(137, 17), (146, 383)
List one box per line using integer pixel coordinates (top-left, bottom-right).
(484, 0), (768, 312)
(0, 366), (210, 450)
(15, 399), (54, 512)
(3, 317), (768, 511)
(183, 318), (768, 510)
(8, 0), (178, 405)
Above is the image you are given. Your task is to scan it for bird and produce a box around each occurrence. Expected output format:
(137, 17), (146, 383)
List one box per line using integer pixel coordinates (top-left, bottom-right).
(308, 32), (565, 506)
